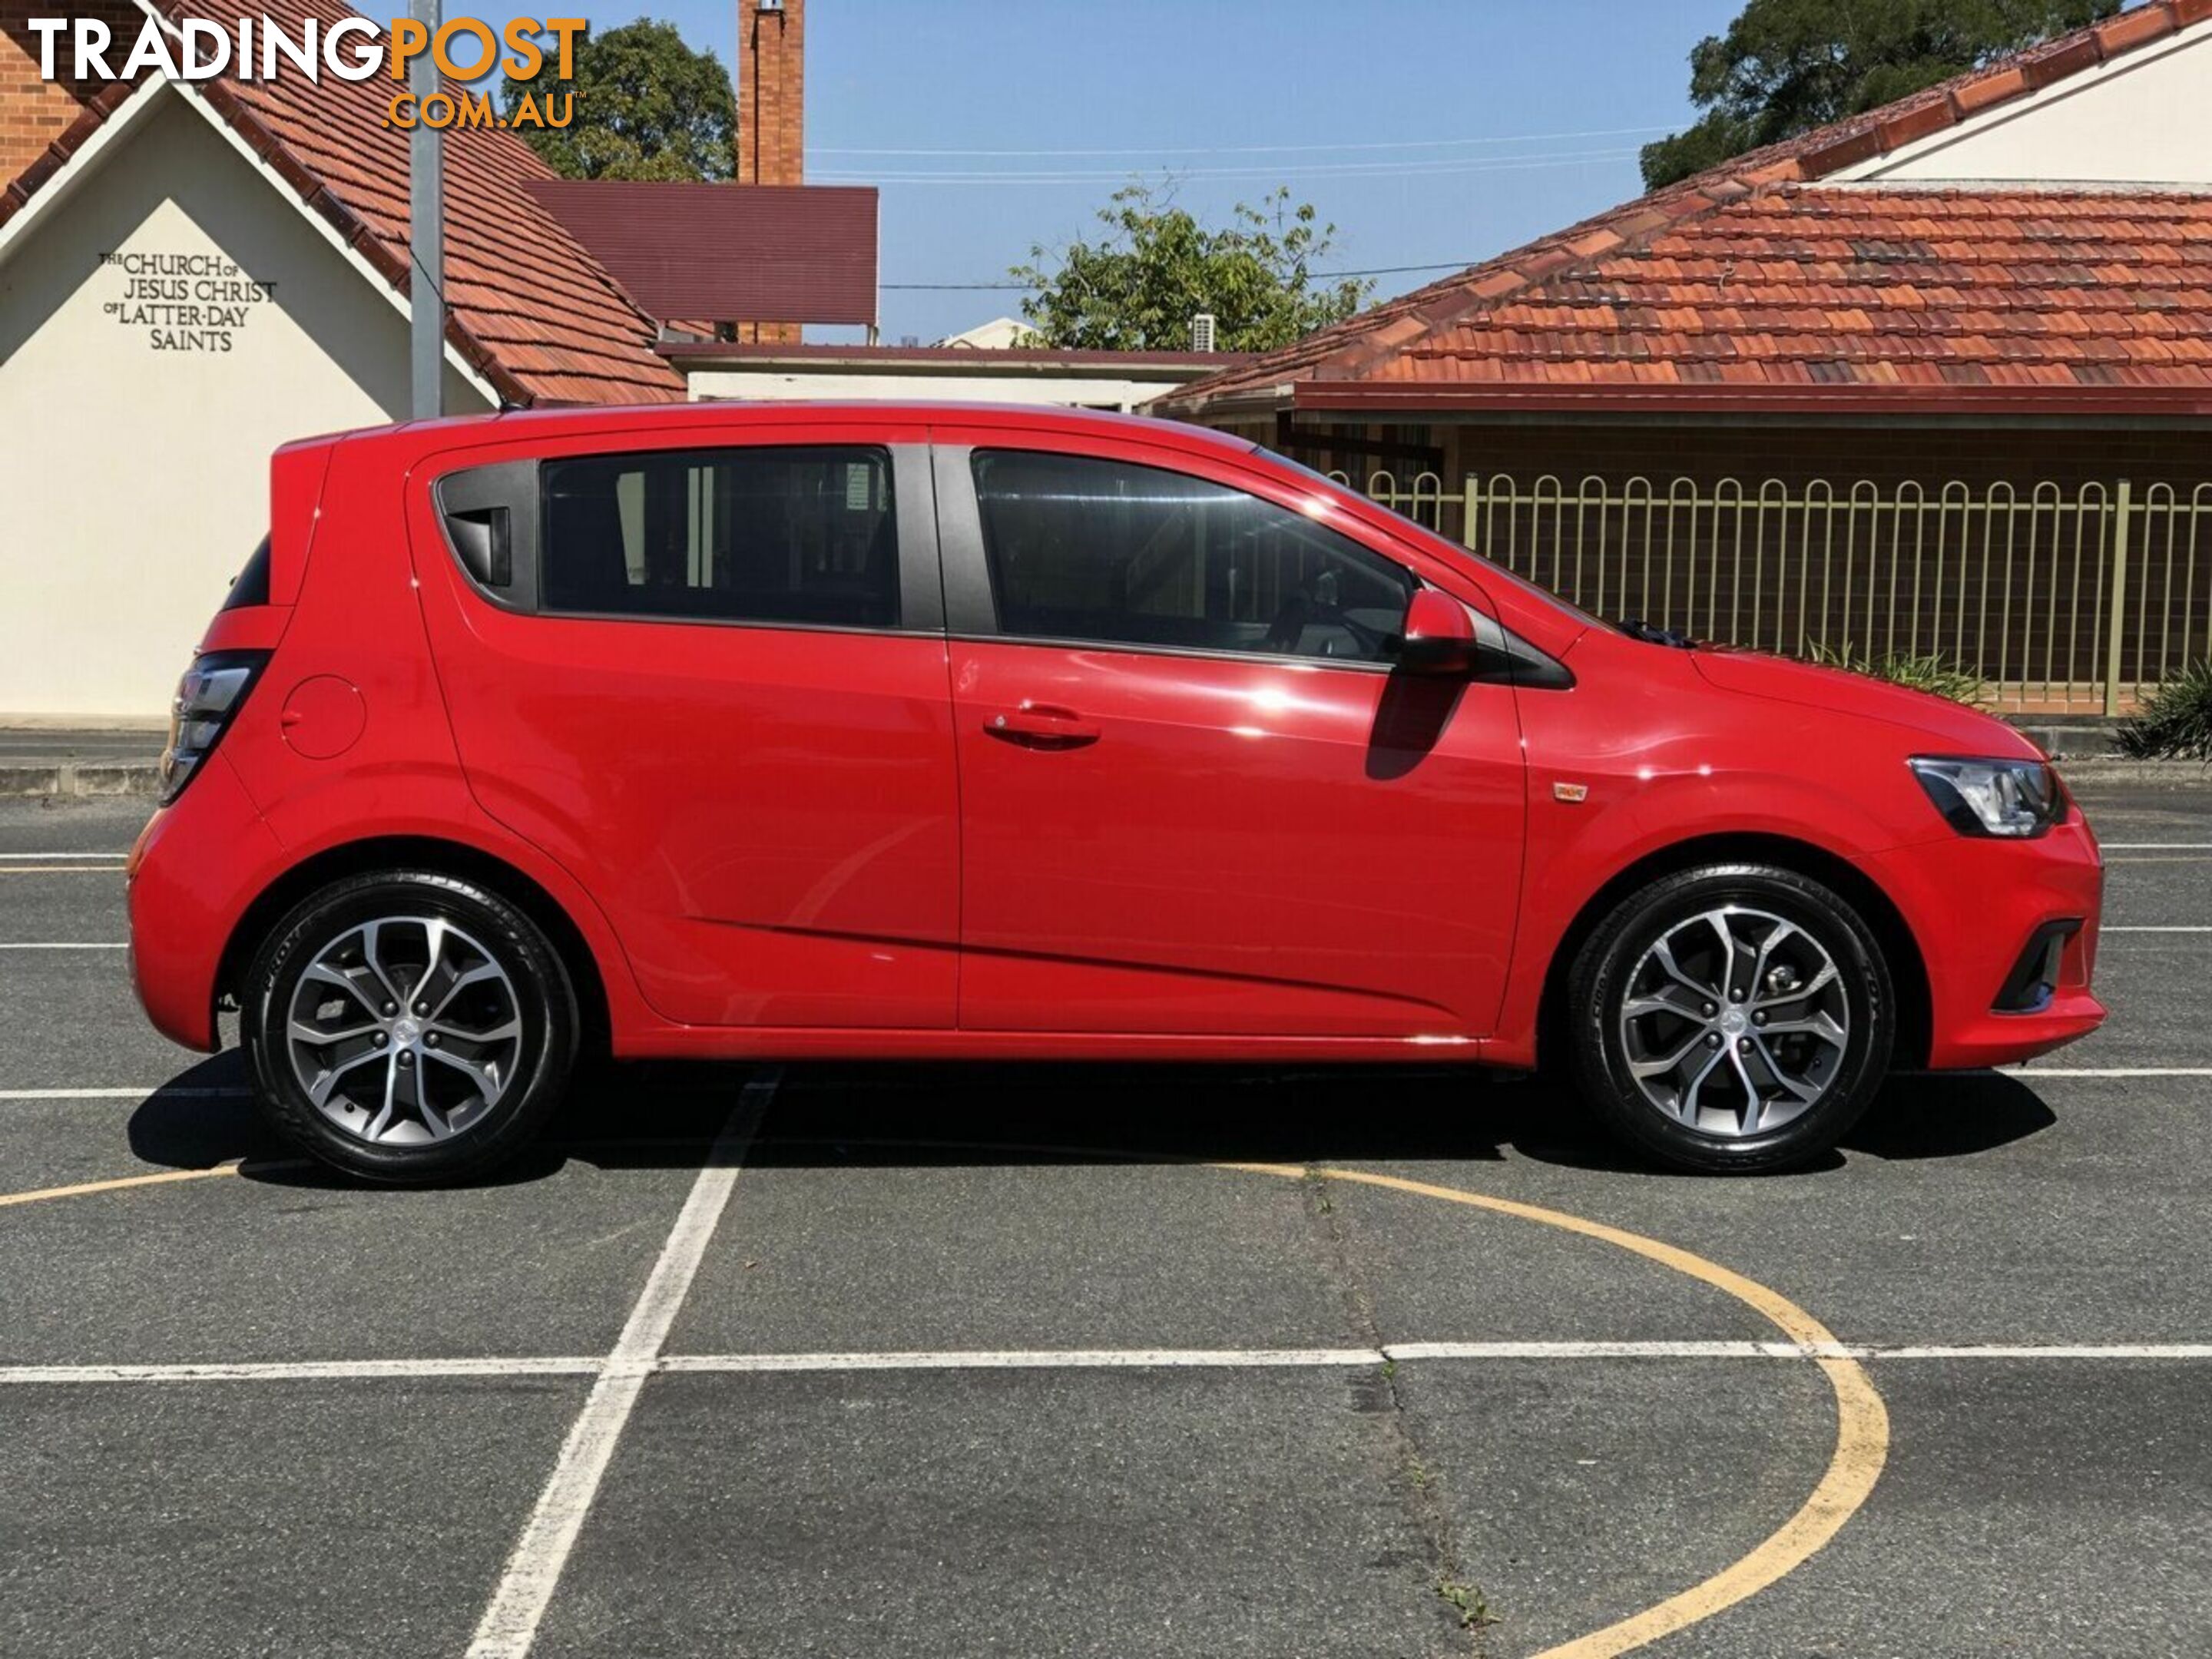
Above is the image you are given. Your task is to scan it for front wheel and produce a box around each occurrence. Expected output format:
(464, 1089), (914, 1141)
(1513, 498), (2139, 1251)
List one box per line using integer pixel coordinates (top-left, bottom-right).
(1566, 863), (1894, 1174)
(242, 871), (578, 1184)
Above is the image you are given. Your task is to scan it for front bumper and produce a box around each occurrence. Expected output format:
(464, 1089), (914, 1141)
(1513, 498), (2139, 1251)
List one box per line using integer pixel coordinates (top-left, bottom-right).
(127, 753), (284, 1052)
(1867, 810), (2106, 1070)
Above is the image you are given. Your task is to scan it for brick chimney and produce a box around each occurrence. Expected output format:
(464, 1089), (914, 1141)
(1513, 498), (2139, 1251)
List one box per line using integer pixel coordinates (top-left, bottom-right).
(734, 0), (803, 343)
(1, 0), (142, 183)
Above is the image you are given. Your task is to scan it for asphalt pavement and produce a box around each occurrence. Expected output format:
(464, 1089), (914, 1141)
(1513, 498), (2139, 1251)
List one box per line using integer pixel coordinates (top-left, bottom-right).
(3, 786), (2210, 1658)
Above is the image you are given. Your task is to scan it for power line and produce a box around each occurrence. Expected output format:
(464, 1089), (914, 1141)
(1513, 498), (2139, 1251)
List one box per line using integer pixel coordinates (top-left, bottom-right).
(810, 123), (1675, 159)
(883, 261), (1482, 293)
(813, 146), (1644, 187)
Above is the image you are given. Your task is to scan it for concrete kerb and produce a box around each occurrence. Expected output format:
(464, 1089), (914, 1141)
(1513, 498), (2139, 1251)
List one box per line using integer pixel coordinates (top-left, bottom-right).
(0, 762), (163, 798)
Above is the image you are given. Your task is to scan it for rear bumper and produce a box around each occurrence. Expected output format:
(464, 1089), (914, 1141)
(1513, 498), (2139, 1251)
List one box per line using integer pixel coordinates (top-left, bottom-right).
(127, 754), (283, 1052)
(1868, 811), (2107, 1071)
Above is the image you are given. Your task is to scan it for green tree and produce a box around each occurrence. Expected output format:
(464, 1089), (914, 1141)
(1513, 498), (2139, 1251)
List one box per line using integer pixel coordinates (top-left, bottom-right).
(1012, 184), (1372, 353)
(1640, 0), (2120, 189)
(503, 18), (734, 183)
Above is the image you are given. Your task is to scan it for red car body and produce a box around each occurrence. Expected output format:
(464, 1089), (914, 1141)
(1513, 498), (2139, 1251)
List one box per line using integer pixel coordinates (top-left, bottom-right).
(128, 403), (2104, 1084)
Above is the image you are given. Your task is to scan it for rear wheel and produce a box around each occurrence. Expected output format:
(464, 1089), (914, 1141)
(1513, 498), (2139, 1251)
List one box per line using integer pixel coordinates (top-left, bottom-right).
(1567, 863), (1893, 1174)
(243, 871), (577, 1183)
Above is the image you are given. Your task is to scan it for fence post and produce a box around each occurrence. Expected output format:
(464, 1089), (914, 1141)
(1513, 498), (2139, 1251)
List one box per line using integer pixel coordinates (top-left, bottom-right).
(2104, 478), (2134, 717)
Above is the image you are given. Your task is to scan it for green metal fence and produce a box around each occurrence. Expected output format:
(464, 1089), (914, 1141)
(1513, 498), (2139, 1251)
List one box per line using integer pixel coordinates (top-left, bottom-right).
(1335, 470), (2212, 714)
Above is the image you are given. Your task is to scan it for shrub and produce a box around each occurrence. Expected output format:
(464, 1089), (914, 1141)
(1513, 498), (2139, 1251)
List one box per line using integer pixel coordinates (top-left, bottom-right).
(1807, 641), (1984, 706)
(2118, 660), (2212, 761)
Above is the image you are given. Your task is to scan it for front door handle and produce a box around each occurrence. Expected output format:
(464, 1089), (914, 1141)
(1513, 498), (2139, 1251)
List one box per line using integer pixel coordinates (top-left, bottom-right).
(985, 702), (1101, 748)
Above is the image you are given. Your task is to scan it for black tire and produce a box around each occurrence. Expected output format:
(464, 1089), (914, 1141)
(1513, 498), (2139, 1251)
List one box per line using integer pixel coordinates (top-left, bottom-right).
(242, 870), (578, 1184)
(1566, 863), (1893, 1174)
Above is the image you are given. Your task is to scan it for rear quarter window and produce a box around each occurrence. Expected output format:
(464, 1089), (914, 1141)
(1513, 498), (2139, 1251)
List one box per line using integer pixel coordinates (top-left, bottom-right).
(221, 537), (273, 610)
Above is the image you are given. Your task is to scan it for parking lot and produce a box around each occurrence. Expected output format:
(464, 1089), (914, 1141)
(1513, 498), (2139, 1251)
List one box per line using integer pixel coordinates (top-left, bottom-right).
(2, 784), (2209, 1658)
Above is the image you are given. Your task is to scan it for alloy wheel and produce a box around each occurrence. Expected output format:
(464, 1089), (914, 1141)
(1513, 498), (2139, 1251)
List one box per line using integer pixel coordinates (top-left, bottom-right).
(283, 916), (524, 1145)
(1616, 905), (1850, 1138)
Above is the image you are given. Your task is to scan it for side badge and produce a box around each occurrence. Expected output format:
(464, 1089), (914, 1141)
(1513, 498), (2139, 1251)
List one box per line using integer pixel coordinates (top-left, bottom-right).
(1553, 782), (1590, 804)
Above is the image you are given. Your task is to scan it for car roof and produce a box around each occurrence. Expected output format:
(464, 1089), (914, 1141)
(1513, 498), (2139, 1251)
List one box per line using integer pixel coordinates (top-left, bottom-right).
(387, 399), (1257, 459)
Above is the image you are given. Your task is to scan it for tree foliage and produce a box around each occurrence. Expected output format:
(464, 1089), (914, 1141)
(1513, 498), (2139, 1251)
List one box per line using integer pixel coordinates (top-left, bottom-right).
(1640, 0), (2120, 189)
(503, 18), (734, 183)
(1012, 184), (1372, 353)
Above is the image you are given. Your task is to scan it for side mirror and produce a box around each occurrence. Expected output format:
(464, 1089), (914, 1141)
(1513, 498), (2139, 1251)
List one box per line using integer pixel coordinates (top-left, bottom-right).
(1396, 589), (1482, 676)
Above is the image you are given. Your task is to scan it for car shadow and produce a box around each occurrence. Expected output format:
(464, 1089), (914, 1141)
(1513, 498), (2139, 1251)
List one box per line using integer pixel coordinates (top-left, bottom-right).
(123, 1051), (2058, 1187)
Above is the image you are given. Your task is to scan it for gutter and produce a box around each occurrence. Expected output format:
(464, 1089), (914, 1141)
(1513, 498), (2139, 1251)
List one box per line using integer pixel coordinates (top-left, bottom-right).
(1283, 382), (2212, 420)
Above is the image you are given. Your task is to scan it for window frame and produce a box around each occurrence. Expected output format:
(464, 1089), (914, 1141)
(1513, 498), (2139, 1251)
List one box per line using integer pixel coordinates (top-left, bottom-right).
(432, 439), (944, 637)
(933, 441), (1422, 674)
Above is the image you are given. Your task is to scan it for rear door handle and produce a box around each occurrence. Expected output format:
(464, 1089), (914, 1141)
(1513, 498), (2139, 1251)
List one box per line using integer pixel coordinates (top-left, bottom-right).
(985, 702), (1101, 747)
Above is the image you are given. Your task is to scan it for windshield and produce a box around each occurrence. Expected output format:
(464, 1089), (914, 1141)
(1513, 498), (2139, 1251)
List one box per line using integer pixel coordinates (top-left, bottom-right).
(1255, 445), (1609, 633)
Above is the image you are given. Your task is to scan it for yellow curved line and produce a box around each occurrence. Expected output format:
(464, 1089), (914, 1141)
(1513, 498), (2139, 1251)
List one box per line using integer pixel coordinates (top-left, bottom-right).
(5, 1135), (1882, 1654)
(1258, 1164), (1889, 1659)
(0, 1162), (244, 1208)
(0, 1158), (308, 1209)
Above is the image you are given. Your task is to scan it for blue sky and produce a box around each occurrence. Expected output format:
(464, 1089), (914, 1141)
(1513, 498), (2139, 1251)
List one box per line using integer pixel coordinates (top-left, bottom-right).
(463, 0), (1745, 342)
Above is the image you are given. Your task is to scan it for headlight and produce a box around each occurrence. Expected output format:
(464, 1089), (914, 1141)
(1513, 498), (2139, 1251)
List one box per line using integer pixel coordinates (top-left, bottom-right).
(1908, 756), (2064, 839)
(160, 651), (267, 803)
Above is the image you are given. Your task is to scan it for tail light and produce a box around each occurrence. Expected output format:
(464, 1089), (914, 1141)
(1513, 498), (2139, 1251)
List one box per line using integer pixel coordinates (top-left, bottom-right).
(160, 650), (268, 803)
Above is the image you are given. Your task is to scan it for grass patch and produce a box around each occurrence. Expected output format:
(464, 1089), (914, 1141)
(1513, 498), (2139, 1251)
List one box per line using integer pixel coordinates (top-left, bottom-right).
(1808, 641), (1984, 705)
(1435, 1578), (1496, 1630)
(2118, 660), (2212, 761)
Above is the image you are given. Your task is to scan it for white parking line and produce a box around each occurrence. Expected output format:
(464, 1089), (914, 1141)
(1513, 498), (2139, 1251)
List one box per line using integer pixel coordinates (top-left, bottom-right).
(0, 1357), (601, 1384)
(0, 852), (127, 861)
(0, 942), (127, 950)
(6, 1340), (2211, 1387)
(2007, 1067), (2212, 1078)
(463, 1068), (778, 1659)
(2101, 926), (2212, 933)
(2101, 843), (2212, 850)
(0, 1087), (249, 1100)
(1863, 1344), (2212, 1360)
(659, 1346), (1385, 1372)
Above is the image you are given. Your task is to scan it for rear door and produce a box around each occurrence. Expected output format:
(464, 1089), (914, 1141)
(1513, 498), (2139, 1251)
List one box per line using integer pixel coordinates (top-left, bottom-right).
(410, 419), (959, 1029)
(933, 429), (1527, 1038)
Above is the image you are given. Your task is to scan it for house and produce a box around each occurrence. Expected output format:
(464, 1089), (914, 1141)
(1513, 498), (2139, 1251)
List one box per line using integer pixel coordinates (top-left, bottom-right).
(939, 316), (1032, 349)
(664, 339), (1251, 413)
(2, 0), (758, 718)
(1154, 0), (2212, 712)
(0, 0), (1247, 717)
(0, 0), (898, 719)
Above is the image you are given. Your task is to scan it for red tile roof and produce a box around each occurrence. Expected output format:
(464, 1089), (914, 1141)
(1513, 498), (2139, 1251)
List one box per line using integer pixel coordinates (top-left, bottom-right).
(1, 0), (685, 406)
(1155, 0), (2212, 420)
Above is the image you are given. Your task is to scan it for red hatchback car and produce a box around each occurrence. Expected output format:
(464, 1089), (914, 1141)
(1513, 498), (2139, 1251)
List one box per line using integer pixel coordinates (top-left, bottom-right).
(129, 402), (2104, 1181)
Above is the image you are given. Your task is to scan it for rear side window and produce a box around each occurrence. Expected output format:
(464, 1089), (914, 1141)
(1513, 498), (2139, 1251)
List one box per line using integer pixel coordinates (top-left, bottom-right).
(221, 537), (272, 610)
(969, 450), (1413, 663)
(541, 446), (899, 629)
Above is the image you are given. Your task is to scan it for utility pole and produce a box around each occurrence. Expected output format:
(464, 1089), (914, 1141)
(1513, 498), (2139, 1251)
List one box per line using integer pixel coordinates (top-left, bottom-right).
(407, 0), (442, 419)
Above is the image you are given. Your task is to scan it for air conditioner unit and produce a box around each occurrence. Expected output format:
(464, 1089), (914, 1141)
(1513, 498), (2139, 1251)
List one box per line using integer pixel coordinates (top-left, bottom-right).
(1190, 312), (1217, 353)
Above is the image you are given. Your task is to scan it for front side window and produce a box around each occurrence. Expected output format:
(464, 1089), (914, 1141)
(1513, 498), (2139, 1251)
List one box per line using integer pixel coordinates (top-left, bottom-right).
(969, 450), (1414, 663)
(541, 446), (898, 629)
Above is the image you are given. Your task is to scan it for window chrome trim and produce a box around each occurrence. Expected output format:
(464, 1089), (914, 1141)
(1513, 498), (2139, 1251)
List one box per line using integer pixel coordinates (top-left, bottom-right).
(515, 612), (949, 643)
(941, 630), (1399, 675)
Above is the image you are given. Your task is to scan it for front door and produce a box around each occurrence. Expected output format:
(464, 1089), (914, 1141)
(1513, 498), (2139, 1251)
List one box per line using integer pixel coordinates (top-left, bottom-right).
(934, 435), (1526, 1038)
(412, 426), (959, 1029)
